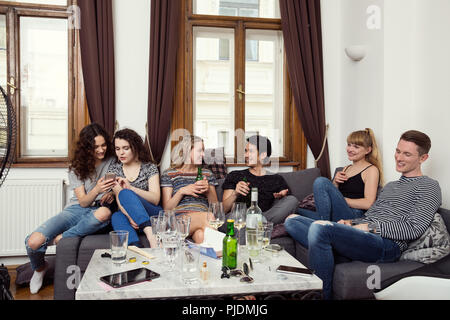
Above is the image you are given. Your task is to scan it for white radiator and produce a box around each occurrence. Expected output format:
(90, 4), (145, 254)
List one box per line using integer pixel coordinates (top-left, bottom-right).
(0, 179), (65, 256)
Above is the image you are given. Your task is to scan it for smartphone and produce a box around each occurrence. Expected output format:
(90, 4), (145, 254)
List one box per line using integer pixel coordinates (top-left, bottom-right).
(265, 244), (282, 252)
(99, 268), (160, 288)
(105, 173), (116, 181)
(276, 265), (314, 276)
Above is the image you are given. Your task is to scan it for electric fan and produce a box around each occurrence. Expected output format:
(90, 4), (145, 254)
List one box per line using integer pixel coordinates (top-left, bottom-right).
(0, 85), (16, 188)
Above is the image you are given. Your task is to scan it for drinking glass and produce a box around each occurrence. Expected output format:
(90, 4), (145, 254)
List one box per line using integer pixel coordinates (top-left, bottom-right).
(181, 246), (200, 285)
(261, 221), (273, 250)
(162, 234), (180, 271)
(231, 202), (247, 247)
(150, 216), (165, 249)
(160, 209), (177, 237)
(109, 230), (128, 265)
(208, 202), (225, 230)
(176, 215), (191, 246)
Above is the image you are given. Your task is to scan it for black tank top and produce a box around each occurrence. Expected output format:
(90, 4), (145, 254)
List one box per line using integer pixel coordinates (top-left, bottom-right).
(338, 165), (373, 199)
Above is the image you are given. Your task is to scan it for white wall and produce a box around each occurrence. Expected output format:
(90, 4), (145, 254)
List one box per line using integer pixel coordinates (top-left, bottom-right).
(321, 0), (450, 207)
(113, 0), (151, 139)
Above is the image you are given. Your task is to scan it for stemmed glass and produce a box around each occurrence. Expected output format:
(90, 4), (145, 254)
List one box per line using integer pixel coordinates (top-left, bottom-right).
(176, 215), (191, 247)
(231, 202), (247, 249)
(207, 202), (225, 230)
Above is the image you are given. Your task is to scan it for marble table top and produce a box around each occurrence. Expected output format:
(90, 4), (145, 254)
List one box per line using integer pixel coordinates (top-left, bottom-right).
(75, 247), (322, 300)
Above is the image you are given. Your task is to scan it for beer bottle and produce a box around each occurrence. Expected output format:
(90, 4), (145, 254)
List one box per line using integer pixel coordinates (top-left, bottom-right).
(242, 177), (251, 208)
(196, 167), (203, 181)
(222, 219), (237, 269)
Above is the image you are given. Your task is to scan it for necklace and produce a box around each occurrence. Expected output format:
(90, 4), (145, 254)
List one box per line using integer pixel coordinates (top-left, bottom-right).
(123, 162), (141, 182)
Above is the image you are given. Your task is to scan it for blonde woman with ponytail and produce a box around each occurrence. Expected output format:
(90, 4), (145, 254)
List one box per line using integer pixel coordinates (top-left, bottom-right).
(160, 135), (219, 243)
(288, 128), (382, 222)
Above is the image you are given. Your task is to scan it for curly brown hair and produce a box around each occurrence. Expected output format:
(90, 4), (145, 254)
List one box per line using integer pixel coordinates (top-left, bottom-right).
(69, 123), (114, 181)
(113, 128), (152, 163)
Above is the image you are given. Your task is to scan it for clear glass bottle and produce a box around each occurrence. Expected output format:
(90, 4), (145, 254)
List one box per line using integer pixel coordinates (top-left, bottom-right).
(245, 187), (263, 229)
(245, 188), (266, 261)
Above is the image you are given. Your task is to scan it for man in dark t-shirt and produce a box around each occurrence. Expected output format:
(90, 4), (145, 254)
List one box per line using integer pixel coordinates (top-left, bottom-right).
(222, 135), (299, 224)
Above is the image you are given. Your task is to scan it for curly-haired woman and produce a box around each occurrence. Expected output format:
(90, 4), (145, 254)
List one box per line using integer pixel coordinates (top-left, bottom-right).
(108, 128), (162, 248)
(25, 123), (116, 294)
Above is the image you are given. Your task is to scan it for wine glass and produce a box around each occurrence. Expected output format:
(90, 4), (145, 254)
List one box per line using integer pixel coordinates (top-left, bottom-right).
(208, 202), (225, 230)
(160, 210), (177, 237)
(231, 202), (247, 248)
(176, 215), (191, 246)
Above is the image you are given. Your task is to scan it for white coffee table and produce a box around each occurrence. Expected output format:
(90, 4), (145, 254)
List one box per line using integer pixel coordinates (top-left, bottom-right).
(75, 248), (322, 300)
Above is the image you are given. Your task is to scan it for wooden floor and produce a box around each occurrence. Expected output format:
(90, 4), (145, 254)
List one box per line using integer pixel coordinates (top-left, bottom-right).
(7, 265), (54, 300)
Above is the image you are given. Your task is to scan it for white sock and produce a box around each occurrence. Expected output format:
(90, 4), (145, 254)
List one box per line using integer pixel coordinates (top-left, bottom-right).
(30, 264), (47, 294)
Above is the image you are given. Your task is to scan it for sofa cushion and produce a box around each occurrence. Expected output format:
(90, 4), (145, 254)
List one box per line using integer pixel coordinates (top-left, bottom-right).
(332, 260), (423, 300)
(279, 168), (321, 203)
(400, 213), (450, 264)
(438, 208), (450, 231)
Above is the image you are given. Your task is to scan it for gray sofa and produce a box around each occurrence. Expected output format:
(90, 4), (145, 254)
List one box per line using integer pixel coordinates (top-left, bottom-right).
(53, 168), (450, 300)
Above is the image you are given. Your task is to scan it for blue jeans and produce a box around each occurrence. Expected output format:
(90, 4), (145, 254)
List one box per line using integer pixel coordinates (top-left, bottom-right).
(111, 189), (162, 246)
(284, 216), (401, 299)
(297, 177), (365, 222)
(25, 204), (109, 271)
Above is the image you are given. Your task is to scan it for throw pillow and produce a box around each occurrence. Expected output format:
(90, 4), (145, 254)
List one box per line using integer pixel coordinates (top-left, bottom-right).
(271, 223), (289, 239)
(400, 213), (450, 264)
(203, 147), (227, 179)
(298, 193), (316, 211)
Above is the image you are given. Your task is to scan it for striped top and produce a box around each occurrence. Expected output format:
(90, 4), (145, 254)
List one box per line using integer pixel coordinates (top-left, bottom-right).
(353, 175), (442, 251)
(160, 167), (218, 215)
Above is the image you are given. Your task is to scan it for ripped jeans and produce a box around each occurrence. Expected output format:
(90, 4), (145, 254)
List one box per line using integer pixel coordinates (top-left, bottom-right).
(284, 215), (401, 300)
(25, 204), (109, 271)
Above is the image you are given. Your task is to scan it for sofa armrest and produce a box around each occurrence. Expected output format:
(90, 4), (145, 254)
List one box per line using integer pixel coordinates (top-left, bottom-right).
(54, 236), (82, 300)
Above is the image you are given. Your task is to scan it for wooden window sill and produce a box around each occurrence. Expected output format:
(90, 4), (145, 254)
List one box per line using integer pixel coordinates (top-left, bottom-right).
(12, 162), (69, 168)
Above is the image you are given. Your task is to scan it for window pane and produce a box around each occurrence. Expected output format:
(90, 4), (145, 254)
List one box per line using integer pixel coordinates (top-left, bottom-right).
(245, 29), (284, 158)
(194, 0), (280, 19)
(0, 15), (6, 88)
(20, 17), (68, 157)
(1, 0), (67, 6)
(193, 27), (235, 157)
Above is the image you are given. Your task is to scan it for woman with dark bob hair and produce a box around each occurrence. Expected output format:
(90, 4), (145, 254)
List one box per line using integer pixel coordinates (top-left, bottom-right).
(25, 123), (116, 294)
(108, 128), (162, 248)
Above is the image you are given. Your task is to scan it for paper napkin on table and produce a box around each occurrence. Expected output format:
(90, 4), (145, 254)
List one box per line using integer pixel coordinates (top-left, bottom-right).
(187, 227), (225, 259)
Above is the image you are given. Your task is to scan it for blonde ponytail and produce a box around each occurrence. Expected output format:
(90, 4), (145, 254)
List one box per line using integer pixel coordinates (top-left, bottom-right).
(347, 128), (384, 186)
(365, 128), (384, 186)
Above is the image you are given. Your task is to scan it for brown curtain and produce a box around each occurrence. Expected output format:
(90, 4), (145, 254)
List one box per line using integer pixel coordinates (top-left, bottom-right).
(146, 0), (181, 164)
(78, 0), (115, 136)
(280, 0), (331, 178)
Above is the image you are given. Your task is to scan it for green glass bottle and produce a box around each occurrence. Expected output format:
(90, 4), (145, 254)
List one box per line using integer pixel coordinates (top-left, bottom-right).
(242, 177), (251, 208)
(222, 219), (237, 269)
(196, 167), (203, 181)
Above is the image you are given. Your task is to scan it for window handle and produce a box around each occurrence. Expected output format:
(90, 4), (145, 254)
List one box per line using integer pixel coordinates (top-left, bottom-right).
(236, 84), (245, 100)
(7, 77), (17, 95)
